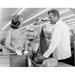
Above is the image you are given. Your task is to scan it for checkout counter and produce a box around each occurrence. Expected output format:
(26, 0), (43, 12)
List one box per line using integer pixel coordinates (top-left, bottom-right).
(0, 54), (73, 67)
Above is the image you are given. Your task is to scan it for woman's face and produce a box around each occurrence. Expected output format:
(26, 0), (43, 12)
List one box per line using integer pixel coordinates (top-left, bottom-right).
(13, 15), (20, 23)
(11, 15), (23, 29)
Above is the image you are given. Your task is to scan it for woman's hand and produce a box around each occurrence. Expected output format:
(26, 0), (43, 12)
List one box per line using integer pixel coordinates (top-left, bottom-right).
(15, 50), (22, 55)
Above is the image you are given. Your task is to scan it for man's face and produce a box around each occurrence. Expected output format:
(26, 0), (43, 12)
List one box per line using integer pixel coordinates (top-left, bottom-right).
(48, 12), (58, 24)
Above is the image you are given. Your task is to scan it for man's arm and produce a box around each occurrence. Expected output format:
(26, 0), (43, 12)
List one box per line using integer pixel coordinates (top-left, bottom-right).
(43, 27), (61, 58)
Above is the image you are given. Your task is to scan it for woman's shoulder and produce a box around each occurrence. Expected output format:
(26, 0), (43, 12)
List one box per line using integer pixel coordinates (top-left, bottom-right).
(8, 28), (12, 31)
(6, 28), (12, 35)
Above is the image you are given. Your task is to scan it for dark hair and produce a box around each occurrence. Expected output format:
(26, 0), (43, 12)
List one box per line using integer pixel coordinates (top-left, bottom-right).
(10, 15), (21, 29)
(48, 9), (60, 18)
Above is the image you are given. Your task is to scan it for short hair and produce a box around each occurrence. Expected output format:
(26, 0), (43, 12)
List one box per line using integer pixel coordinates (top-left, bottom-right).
(10, 15), (21, 29)
(48, 9), (60, 18)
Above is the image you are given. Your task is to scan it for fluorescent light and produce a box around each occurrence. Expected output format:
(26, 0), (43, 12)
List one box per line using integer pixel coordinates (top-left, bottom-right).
(21, 8), (50, 30)
(1, 8), (26, 31)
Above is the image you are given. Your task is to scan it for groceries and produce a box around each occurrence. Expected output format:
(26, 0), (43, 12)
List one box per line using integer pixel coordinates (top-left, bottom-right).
(42, 58), (58, 67)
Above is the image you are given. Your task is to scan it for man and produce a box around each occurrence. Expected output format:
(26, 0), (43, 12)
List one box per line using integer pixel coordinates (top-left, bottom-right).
(34, 9), (71, 67)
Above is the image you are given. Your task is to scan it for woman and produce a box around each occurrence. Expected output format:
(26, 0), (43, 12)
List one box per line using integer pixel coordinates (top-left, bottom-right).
(5, 15), (28, 55)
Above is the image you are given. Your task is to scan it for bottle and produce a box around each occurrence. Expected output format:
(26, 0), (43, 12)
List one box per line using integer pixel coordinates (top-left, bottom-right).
(28, 56), (32, 67)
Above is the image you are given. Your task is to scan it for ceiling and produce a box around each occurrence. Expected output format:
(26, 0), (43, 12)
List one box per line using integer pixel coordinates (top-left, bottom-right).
(0, 8), (75, 31)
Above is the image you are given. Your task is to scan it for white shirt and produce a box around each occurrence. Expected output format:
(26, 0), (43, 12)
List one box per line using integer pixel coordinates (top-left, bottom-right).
(43, 19), (71, 60)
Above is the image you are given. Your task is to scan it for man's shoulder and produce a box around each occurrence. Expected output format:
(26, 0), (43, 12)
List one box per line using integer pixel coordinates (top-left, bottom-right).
(57, 19), (64, 24)
(56, 19), (68, 28)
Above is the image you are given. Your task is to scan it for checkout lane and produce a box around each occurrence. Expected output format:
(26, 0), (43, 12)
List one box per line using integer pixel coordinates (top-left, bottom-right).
(0, 9), (74, 67)
(0, 22), (73, 67)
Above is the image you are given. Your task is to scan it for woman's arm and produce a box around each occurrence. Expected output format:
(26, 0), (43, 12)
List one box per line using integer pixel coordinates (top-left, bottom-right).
(5, 30), (16, 52)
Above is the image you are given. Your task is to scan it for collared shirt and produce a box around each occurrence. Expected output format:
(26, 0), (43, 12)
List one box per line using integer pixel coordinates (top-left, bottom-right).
(43, 19), (71, 60)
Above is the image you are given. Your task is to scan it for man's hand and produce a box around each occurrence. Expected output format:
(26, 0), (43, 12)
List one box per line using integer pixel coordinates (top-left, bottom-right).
(34, 55), (45, 64)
